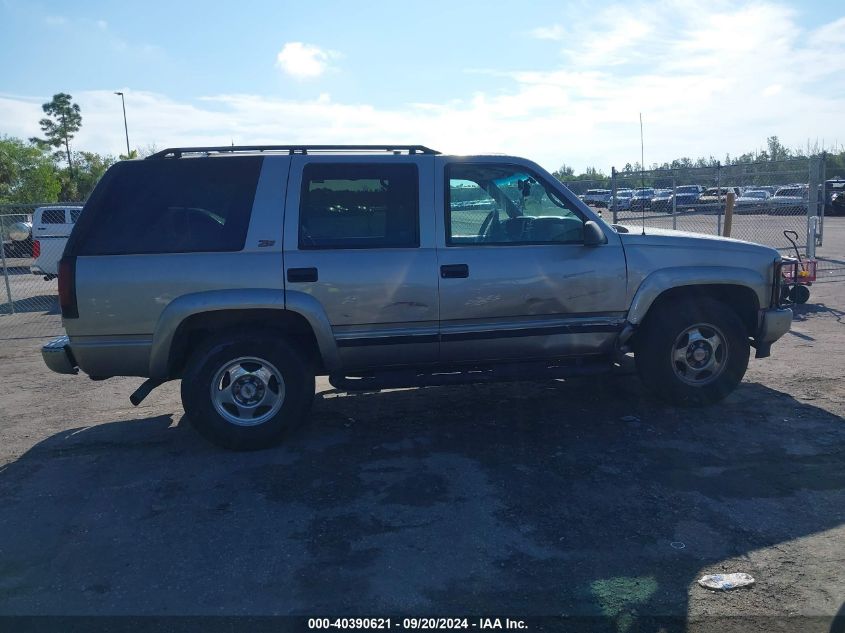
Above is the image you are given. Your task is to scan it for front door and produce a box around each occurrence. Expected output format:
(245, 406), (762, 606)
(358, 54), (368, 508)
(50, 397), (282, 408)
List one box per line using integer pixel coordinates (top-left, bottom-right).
(436, 160), (628, 363)
(283, 155), (439, 371)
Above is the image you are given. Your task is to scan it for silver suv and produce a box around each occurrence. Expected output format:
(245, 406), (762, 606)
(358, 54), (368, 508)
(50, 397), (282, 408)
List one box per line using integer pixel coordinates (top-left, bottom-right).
(43, 145), (792, 450)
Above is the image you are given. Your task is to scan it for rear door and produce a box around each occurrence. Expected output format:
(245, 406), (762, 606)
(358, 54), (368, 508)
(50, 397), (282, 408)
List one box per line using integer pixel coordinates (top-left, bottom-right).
(282, 155), (439, 370)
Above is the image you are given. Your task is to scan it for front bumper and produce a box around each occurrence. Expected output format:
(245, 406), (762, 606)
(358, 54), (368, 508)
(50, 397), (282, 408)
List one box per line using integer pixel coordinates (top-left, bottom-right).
(42, 335), (78, 374)
(754, 307), (792, 358)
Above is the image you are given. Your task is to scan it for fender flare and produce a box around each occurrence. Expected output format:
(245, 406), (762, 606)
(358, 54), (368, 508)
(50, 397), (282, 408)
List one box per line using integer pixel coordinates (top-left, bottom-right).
(148, 288), (340, 378)
(627, 266), (767, 325)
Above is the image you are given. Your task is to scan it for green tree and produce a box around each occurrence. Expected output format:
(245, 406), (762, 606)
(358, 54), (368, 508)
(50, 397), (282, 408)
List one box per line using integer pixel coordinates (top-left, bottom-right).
(73, 151), (116, 200)
(552, 164), (575, 181)
(30, 92), (82, 175)
(0, 136), (61, 203)
(766, 135), (789, 162)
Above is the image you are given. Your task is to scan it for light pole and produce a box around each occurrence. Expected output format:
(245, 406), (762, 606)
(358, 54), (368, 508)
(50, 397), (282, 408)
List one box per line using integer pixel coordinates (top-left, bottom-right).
(114, 91), (130, 156)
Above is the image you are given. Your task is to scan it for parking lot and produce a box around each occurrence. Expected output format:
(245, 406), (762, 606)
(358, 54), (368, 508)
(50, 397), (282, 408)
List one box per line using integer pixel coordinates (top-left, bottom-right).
(0, 221), (843, 631)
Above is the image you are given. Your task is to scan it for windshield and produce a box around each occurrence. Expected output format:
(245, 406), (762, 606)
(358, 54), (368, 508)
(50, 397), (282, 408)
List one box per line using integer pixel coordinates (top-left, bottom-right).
(775, 188), (803, 197)
(677, 186), (699, 193)
(744, 191), (767, 199)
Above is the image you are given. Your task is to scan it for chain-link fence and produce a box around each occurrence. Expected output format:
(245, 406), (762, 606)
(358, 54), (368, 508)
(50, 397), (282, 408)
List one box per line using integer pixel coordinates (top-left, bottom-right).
(570, 157), (844, 282)
(0, 203), (77, 341)
(607, 158), (819, 252)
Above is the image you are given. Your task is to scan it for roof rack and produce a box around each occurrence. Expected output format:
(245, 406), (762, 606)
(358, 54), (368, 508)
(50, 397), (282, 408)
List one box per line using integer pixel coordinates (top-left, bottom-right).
(146, 144), (440, 159)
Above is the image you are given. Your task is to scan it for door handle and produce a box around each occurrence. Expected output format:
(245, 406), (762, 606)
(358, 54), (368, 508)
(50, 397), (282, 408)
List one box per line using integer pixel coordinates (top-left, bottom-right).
(440, 264), (469, 279)
(287, 267), (318, 283)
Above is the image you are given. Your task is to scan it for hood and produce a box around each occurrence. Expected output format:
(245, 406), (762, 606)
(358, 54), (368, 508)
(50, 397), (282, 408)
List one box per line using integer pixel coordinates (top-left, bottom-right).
(614, 224), (780, 258)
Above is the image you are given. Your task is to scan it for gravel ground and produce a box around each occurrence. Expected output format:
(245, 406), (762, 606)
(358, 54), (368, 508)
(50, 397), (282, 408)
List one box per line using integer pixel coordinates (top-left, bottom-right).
(0, 228), (843, 631)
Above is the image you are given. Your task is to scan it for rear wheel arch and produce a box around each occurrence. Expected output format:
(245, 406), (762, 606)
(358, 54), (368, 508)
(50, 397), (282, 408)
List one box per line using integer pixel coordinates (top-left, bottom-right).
(167, 309), (324, 379)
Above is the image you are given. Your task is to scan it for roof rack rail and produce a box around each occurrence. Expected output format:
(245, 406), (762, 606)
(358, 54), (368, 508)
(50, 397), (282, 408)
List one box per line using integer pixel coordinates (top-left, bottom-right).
(146, 144), (440, 159)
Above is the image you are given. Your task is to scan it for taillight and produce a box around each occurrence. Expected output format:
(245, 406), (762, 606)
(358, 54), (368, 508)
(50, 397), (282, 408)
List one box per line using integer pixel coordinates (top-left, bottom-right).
(32, 240), (40, 258)
(58, 256), (78, 318)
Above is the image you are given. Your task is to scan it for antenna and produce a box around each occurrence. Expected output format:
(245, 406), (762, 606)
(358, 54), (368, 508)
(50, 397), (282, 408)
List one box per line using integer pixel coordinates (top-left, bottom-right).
(640, 113), (646, 235)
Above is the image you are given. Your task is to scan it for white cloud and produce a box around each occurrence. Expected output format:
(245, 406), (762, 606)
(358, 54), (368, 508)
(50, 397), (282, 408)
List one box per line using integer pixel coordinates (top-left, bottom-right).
(529, 25), (565, 40)
(275, 42), (337, 79)
(1, 2), (843, 172)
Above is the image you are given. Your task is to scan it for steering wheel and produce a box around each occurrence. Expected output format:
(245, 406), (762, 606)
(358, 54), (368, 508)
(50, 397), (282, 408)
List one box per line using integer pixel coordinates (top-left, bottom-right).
(477, 210), (497, 241)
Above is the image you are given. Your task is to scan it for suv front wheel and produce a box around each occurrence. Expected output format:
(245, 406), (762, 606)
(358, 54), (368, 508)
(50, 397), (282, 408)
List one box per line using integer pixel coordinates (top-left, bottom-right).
(181, 331), (315, 450)
(635, 298), (750, 406)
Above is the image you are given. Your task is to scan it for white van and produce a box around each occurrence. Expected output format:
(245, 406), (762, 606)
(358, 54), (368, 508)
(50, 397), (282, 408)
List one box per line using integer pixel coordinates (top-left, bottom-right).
(30, 206), (83, 279)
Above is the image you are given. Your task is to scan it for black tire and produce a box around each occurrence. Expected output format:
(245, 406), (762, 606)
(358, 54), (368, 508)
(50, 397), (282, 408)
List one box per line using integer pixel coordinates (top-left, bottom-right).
(790, 284), (810, 304)
(635, 298), (749, 406)
(181, 331), (315, 450)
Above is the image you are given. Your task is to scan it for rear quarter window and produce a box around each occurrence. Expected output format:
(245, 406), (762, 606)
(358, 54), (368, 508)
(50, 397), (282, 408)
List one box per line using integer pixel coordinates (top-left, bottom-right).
(69, 157), (262, 256)
(39, 209), (67, 224)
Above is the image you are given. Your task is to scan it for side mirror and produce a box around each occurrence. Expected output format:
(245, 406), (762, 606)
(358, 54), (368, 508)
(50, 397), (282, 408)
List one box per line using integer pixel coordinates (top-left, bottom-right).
(583, 220), (606, 246)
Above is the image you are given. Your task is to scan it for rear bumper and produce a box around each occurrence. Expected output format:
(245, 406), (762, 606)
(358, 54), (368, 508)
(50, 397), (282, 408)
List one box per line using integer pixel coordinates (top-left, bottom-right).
(42, 336), (78, 374)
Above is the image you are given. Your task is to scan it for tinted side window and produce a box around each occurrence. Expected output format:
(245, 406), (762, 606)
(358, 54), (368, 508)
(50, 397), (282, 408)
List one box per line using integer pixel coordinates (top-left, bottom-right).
(299, 163), (418, 249)
(40, 209), (67, 224)
(74, 157), (262, 256)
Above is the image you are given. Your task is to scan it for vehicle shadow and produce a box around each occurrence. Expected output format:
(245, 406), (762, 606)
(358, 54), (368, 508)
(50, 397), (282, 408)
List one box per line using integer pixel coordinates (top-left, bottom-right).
(0, 294), (58, 315)
(0, 265), (32, 275)
(791, 301), (845, 324)
(0, 378), (843, 631)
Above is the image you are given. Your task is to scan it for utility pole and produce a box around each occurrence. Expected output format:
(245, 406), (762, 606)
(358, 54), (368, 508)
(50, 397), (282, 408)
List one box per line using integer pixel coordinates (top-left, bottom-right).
(114, 91), (130, 156)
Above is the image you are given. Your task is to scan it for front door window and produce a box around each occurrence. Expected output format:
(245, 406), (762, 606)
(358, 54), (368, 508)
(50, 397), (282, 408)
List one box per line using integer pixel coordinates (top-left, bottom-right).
(446, 164), (585, 246)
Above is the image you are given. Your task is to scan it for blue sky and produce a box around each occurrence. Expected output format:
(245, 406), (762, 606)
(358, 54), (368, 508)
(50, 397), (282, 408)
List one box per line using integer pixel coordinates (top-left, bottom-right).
(1, 0), (844, 171)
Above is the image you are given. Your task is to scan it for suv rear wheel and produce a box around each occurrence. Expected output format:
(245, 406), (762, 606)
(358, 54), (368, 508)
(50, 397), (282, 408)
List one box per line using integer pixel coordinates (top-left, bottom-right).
(181, 331), (314, 450)
(635, 298), (750, 406)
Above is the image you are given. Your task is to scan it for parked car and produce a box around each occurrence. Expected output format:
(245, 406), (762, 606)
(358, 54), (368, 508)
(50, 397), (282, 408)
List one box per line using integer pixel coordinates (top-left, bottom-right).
(832, 191), (845, 216)
(30, 206), (84, 279)
(629, 188), (655, 211)
(42, 144), (791, 450)
(609, 189), (634, 211)
(734, 189), (772, 214)
(755, 186), (778, 197)
(697, 187), (742, 210)
(769, 186), (808, 215)
(650, 189), (674, 213)
(673, 185), (705, 210)
(825, 179), (845, 217)
(582, 189), (613, 208)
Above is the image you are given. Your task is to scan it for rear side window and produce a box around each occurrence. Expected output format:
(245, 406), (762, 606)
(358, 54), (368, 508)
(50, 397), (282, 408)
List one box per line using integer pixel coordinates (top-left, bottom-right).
(72, 157), (262, 256)
(40, 209), (67, 224)
(299, 163), (419, 249)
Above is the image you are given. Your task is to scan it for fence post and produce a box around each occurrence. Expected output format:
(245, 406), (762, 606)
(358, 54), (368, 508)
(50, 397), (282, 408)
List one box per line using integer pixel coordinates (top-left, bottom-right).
(723, 191), (735, 237)
(611, 167), (618, 224)
(816, 153), (826, 247)
(671, 175), (677, 231)
(807, 156), (821, 260)
(716, 162), (722, 236)
(0, 225), (14, 315)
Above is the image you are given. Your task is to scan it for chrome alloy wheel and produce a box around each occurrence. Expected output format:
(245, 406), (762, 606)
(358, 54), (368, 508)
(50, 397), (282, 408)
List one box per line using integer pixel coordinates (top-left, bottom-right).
(210, 357), (285, 426)
(671, 323), (728, 386)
